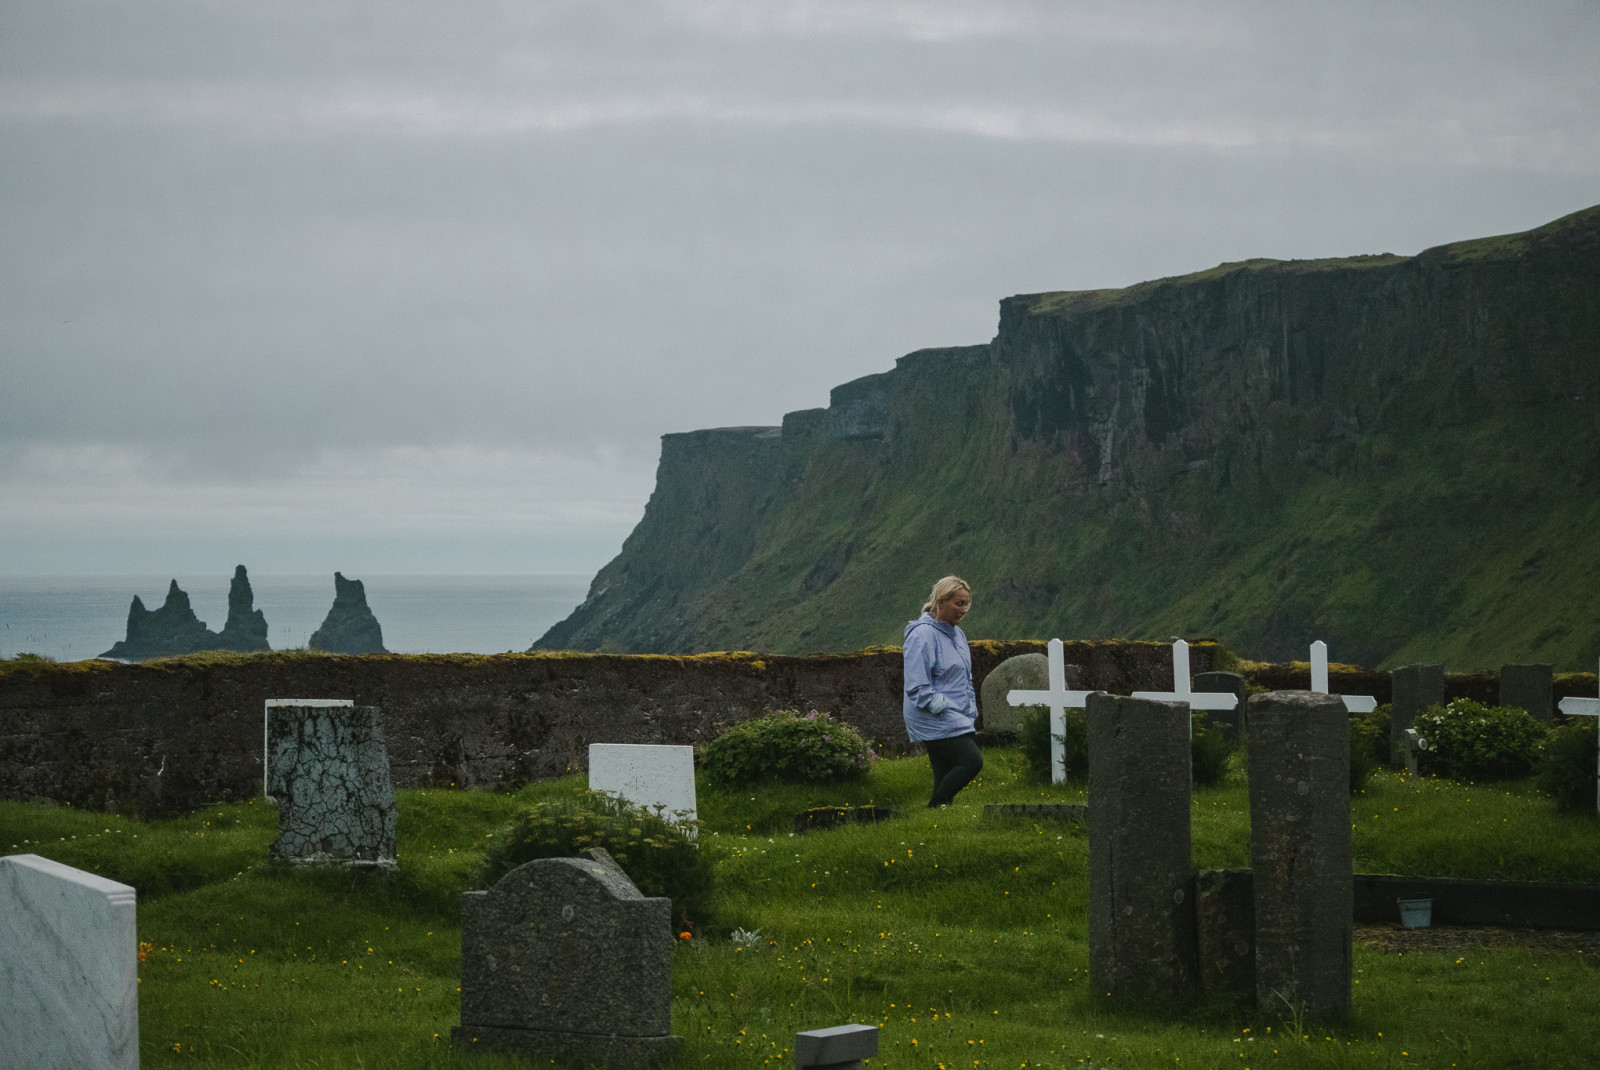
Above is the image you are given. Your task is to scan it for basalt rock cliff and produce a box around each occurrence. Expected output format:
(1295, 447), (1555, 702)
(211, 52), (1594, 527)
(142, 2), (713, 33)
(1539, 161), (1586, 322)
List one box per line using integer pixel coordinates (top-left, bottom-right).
(536, 207), (1600, 669)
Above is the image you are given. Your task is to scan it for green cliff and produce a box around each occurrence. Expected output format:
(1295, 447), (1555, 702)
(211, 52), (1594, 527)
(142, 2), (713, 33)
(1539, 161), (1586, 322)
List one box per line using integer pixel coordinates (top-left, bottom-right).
(537, 207), (1600, 669)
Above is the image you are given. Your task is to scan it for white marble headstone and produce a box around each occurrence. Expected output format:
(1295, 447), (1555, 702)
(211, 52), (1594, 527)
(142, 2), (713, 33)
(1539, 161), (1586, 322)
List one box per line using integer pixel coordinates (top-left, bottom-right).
(0, 854), (139, 1070)
(588, 744), (698, 825)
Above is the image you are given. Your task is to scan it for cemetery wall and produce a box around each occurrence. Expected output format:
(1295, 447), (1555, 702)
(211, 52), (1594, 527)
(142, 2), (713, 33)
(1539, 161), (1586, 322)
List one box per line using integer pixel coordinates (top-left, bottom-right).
(0, 639), (1205, 815)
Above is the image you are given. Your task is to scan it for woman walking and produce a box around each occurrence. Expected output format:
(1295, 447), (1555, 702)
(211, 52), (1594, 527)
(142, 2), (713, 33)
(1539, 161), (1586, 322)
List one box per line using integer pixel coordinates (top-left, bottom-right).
(902, 575), (983, 808)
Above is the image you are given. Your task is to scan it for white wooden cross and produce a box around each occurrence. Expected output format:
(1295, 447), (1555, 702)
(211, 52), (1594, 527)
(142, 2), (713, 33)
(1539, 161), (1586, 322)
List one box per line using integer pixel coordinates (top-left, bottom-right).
(1132, 639), (1238, 736)
(1006, 638), (1093, 783)
(1557, 657), (1600, 813)
(1310, 640), (1378, 713)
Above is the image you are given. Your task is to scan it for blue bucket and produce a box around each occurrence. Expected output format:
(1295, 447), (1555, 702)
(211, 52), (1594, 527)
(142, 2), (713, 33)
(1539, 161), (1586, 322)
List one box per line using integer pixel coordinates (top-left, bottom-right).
(1397, 897), (1433, 928)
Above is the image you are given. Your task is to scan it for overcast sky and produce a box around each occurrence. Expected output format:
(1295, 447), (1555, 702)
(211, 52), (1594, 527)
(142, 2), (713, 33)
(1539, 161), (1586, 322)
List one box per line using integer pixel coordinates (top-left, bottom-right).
(4, 0), (1597, 576)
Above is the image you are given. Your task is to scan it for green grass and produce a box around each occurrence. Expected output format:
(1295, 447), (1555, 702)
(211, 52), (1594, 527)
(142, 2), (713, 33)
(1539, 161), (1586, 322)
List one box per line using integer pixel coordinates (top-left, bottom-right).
(4, 750), (1600, 1068)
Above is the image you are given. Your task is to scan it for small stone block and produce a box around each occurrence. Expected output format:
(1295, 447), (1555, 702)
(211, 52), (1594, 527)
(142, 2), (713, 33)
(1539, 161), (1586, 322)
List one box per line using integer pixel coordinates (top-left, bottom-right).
(0, 854), (139, 1070)
(796, 1023), (879, 1068)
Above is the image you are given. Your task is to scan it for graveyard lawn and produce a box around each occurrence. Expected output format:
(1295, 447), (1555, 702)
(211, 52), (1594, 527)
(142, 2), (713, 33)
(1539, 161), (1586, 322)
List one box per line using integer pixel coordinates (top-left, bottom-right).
(2, 752), (1599, 1068)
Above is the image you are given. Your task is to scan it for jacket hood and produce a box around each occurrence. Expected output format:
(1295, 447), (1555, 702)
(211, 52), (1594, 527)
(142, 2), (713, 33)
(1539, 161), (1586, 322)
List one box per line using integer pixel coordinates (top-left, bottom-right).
(905, 613), (951, 639)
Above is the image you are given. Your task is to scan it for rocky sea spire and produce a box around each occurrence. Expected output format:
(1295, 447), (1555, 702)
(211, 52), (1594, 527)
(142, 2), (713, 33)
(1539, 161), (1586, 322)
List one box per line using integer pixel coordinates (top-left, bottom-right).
(308, 572), (387, 654)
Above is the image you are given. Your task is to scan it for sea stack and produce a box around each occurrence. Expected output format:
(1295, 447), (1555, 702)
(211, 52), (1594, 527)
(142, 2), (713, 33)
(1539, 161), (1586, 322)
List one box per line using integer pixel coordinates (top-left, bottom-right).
(309, 572), (387, 655)
(215, 565), (270, 652)
(100, 580), (213, 659)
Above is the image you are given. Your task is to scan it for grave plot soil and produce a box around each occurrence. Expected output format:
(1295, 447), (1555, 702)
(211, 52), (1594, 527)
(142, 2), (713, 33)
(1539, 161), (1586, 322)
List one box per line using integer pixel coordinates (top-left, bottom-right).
(1357, 923), (1600, 960)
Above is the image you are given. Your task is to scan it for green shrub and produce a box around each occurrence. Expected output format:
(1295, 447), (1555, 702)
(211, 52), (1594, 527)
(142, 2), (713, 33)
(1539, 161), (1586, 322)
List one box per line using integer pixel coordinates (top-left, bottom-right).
(1190, 712), (1232, 788)
(1414, 699), (1548, 781)
(1350, 714), (1383, 793)
(1537, 719), (1598, 812)
(699, 709), (874, 789)
(480, 791), (714, 929)
(1017, 705), (1087, 782)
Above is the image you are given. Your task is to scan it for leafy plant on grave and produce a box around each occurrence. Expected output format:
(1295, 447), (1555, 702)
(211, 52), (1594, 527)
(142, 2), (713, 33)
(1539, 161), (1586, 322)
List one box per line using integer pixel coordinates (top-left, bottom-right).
(1413, 699), (1548, 781)
(698, 709), (874, 789)
(1189, 711), (1233, 788)
(1349, 713), (1384, 793)
(1017, 705), (1087, 782)
(480, 791), (716, 930)
(1536, 718), (1598, 812)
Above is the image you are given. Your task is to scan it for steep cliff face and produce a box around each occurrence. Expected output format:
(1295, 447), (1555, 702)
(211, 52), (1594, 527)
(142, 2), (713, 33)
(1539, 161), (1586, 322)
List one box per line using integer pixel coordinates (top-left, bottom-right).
(536, 207), (1600, 668)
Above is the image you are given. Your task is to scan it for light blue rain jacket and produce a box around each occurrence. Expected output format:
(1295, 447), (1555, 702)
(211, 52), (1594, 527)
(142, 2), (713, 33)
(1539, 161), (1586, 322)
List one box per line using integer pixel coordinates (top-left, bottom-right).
(902, 613), (978, 742)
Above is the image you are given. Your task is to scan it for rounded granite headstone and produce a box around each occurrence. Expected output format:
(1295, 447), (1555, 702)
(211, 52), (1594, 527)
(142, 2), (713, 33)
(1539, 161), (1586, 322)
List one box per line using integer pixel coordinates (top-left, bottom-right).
(979, 653), (1050, 734)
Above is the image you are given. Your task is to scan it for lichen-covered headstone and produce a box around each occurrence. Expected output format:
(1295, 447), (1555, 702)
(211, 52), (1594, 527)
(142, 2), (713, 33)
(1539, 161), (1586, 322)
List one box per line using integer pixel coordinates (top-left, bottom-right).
(454, 848), (681, 1067)
(979, 652), (1050, 734)
(266, 704), (396, 867)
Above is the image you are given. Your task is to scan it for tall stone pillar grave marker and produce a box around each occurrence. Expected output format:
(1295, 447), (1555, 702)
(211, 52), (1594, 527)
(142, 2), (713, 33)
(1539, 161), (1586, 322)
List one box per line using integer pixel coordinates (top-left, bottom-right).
(1390, 665), (1444, 764)
(1087, 692), (1197, 1000)
(1247, 691), (1352, 1020)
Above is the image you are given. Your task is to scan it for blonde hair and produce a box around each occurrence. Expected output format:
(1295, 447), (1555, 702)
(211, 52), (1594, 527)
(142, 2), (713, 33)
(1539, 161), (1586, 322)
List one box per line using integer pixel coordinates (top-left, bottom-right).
(921, 575), (972, 616)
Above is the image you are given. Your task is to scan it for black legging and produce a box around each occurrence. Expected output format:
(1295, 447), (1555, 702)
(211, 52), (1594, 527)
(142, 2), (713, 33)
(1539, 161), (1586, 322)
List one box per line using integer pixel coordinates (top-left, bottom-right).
(924, 732), (983, 807)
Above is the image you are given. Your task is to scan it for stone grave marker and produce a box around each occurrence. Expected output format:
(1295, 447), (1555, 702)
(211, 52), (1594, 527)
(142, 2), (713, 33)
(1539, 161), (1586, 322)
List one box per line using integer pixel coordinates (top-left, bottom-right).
(1309, 641), (1377, 713)
(1390, 664), (1444, 764)
(0, 854), (139, 1070)
(266, 704), (396, 867)
(1557, 657), (1600, 813)
(1087, 692), (1196, 1001)
(981, 651), (1049, 734)
(1501, 663), (1554, 723)
(454, 847), (681, 1067)
(1006, 638), (1092, 782)
(1247, 690), (1352, 1019)
(796, 1023), (878, 1069)
(589, 743), (697, 825)
(263, 698), (353, 796)
(1133, 639), (1238, 736)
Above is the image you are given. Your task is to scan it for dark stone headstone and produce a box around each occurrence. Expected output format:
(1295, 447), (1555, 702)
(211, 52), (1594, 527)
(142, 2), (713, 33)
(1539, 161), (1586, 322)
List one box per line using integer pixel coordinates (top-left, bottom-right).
(266, 705), (396, 867)
(1247, 691), (1351, 1020)
(1087, 692), (1196, 1001)
(1499, 664), (1554, 723)
(979, 653), (1051, 734)
(1194, 869), (1255, 996)
(1193, 671), (1247, 740)
(796, 1023), (878, 1069)
(453, 848), (681, 1067)
(1390, 664), (1444, 763)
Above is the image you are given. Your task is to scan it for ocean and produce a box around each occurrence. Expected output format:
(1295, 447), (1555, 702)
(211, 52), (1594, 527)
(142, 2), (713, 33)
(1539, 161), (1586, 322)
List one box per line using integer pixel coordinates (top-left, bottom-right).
(0, 573), (593, 661)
